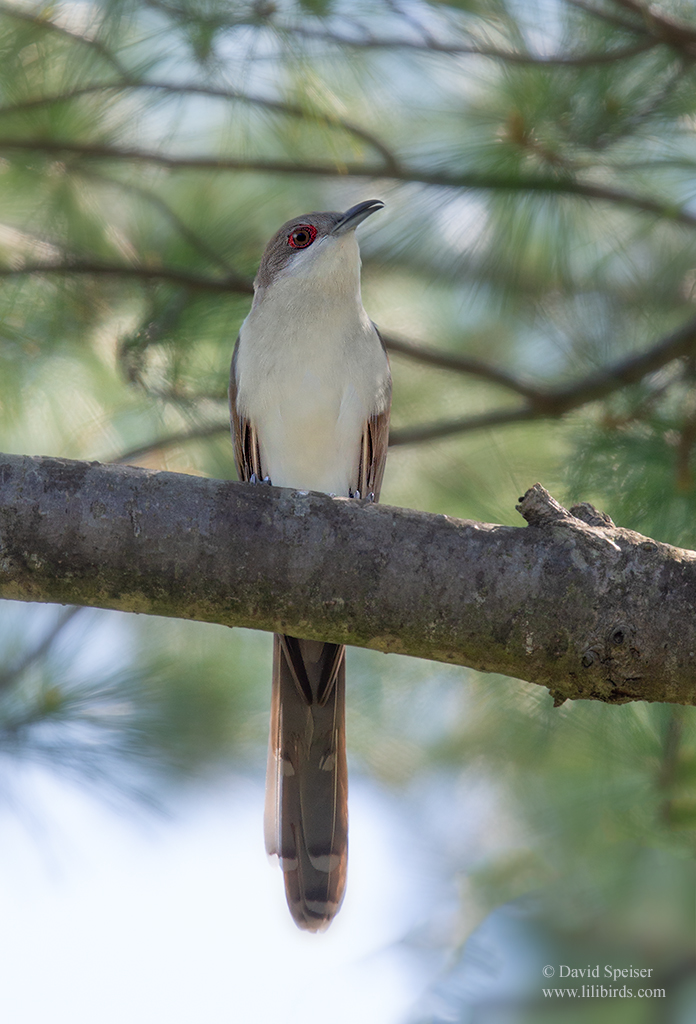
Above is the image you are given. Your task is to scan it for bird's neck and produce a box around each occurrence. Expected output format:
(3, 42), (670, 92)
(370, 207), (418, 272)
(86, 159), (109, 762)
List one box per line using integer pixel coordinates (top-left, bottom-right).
(252, 235), (364, 316)
(249, 275), (366, 341)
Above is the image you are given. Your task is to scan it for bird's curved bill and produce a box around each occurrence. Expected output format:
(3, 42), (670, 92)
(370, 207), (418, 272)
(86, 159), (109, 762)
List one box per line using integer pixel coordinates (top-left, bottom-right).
(331, 199), (384, 235)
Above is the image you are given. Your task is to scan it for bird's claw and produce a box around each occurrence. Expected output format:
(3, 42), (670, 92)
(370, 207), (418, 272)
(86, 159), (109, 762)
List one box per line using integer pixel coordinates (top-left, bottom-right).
(249, 473), (273, 485)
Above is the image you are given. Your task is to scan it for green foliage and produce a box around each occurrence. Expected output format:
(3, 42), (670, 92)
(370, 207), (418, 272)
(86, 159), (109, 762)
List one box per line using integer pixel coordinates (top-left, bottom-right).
(0, 608), (269, 801)
(1, 0), (696, 1015)
(567, 408), (696, 549)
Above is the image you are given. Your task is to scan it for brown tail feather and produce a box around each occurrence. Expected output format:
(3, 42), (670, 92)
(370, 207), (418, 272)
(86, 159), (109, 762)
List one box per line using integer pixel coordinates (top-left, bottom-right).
(264, 634), (348, 932)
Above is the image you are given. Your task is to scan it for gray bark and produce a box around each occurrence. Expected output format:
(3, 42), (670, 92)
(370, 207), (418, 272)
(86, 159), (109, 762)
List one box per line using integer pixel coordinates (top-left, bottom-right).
(1, 452), (695, 707)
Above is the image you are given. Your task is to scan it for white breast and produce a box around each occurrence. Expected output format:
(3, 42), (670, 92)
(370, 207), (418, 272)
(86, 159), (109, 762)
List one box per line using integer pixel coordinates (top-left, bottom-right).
(235, 272), (389, 496)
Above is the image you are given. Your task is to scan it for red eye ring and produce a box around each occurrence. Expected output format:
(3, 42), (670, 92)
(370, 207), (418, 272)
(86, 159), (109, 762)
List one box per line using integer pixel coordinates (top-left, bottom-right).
(288, 224), (317, 249)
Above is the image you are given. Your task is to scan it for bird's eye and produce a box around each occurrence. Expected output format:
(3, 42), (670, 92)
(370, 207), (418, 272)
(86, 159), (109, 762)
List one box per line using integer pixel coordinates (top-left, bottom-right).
(288, 225), (317, 249)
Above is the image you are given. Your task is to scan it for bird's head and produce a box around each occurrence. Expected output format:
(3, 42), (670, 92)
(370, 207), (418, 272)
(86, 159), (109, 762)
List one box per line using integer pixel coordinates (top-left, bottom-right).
(254, 199), (384, 298)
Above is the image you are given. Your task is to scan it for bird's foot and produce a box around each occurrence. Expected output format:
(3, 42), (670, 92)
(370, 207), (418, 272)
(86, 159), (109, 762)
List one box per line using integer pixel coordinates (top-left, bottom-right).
(249, 473), (273, 485)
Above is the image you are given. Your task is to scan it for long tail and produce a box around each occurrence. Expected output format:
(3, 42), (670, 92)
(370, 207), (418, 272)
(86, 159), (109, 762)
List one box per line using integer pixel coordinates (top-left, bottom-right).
(264, 634), (348, 932)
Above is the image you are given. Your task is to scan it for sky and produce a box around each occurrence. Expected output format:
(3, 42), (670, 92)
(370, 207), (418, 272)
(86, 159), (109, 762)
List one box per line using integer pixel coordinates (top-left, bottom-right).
(0, 766), (433, 1024)
(0, 607), (515, 1024)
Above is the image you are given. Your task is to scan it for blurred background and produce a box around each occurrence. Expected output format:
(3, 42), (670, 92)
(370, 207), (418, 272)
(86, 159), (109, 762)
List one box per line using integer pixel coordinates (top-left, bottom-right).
(1, 0), (696, 1020)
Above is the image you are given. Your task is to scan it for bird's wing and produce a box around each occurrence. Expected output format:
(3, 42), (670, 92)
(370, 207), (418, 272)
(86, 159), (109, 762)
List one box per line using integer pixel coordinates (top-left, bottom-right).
(229, 335), (262, 482)
(356, 327), (391, 501)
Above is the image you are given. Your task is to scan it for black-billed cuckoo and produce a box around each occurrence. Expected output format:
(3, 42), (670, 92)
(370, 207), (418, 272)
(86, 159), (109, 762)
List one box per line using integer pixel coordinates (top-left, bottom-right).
(229, 199), (391, 931)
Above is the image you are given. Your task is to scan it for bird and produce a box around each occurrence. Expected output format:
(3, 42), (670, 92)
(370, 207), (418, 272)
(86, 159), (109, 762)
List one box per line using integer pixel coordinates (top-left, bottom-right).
(229, 199), (391, 931)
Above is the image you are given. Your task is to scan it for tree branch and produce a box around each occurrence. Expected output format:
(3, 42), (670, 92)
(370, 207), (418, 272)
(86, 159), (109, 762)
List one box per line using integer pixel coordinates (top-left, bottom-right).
(565, 0), (651, 34)
(269, 22), (658, 65)
(609, 0), (696, 55)
(2, 140), (693, 229)
(75, 168), (241, 275)
(139, 0), (657, 64)
(0, 81), (399, 171)
(5, 262), (693, 449)
(382, 334), (541, 399)
(0, 260), (253, 294)
(111, 423), (230, 464)
(100, 313), (696, 457)
(0, 2), (130, 77)
(389, 312), (696, 444)
(1, 454), (696, 708)
(0, 605), (82, 693)
(389, 406), (537, 445)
